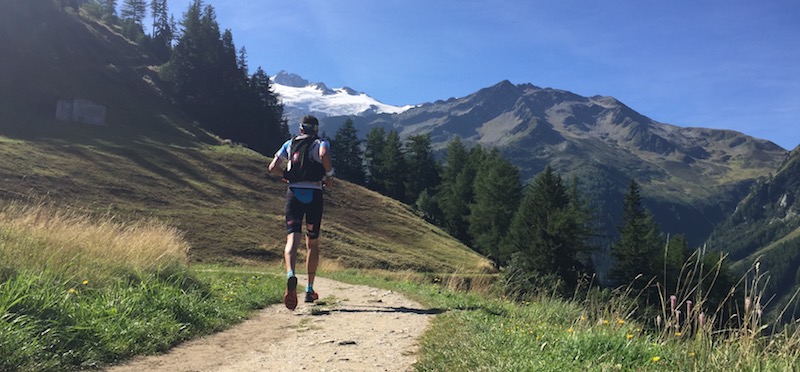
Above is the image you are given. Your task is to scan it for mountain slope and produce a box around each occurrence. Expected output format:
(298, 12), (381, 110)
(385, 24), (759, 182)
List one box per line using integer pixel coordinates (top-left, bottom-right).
(0, 3), (490, 274)
(706, 147), (800, 319)
(323, 81), (786, 248)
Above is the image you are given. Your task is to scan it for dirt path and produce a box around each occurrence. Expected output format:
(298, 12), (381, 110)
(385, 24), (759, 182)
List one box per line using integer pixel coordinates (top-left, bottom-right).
(106, 276), (435, 372)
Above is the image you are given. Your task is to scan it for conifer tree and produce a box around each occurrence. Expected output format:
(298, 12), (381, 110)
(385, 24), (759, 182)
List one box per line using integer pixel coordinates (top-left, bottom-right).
(120, 0), (146, 25)
(469, 149), (521, 267)
(119, 0), (146, 40)
(610, 180), (663, 287)
(381, 130), (407, 202)
(505, 166), (592, 291)
(437, 137), (473, 243)
(332, 119), (366, 185)
(237, 46), (249, 74)
(364, 127), (387, 193)
(149, 0), (171, 61)
(405, 133), (440, 204)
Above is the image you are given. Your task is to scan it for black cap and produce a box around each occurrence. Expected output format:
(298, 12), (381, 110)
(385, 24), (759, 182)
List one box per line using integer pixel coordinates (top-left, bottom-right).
(300, 115), (319, 133)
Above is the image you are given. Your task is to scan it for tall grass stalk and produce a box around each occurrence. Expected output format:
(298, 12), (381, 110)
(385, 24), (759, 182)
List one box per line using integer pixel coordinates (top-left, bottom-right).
(0, 202), (188, 284)
(648, 239), (800, 370)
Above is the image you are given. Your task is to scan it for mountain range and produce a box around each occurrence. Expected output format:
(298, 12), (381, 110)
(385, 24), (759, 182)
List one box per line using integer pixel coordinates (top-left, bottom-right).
(273, 73), (788, 253)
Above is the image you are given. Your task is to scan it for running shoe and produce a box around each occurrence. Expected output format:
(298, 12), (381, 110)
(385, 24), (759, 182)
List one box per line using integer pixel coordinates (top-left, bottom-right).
(284, 276), (298, 310)
(304, 290), (318, 303)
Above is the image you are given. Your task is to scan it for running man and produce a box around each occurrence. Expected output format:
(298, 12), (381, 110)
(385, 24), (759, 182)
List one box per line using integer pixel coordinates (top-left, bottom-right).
(268, 115), (334, 310)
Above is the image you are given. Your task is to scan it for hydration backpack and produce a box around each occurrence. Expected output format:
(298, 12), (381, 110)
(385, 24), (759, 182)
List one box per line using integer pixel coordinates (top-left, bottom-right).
(284, 135), (325, 183)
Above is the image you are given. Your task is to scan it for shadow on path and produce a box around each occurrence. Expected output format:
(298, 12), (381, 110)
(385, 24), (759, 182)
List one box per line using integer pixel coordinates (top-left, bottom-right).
(311, 306), (446, 316)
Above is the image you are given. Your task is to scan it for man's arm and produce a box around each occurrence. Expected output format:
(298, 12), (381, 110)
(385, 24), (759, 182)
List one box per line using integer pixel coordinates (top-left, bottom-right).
(320, 146), (333, 174)
(268, 156), (284, 177)
(320, 143), (334, 186)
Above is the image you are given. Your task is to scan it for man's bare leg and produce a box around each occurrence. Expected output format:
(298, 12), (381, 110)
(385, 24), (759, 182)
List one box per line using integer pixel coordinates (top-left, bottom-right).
(284, 232), (301, 273)
(283, 232), (301, 310)
(304, 224), (320, 302)
(306, 236), (319, 285)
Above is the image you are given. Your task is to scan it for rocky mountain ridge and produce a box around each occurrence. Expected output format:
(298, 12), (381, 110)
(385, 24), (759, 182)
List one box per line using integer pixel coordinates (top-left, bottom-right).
(312, 79), (787, 250)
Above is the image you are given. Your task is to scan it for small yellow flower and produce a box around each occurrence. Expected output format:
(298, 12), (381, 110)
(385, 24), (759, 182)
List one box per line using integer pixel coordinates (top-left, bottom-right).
(580, 315), (587, 321)
(675, 332), (682, 337)
(617, 319), (625, 325)
(626, 334), (633, 339)
(689, 352), (696, 357)
(82, 280), (89, 285)
(652, 356), (661, 363)
(68, 288), (77, 294)
(602, 319), (609, 325)
(567, 327), (573, 333)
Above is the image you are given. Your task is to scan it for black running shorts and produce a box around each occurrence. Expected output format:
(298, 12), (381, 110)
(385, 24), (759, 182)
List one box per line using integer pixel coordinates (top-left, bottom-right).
(285, 187), (324, 238)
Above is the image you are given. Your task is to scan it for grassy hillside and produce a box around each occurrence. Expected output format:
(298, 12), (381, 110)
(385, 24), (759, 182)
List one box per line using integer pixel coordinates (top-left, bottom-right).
(0, 3), (490, 274)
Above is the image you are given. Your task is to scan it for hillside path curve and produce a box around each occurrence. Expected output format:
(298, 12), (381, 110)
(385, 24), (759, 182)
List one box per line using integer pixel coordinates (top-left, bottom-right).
(106, 276), (434, 372)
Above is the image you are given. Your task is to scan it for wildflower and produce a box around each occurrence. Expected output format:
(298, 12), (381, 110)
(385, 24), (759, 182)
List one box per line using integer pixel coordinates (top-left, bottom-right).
(689, 352), (696, 357)
(670, 295), (677, 313)
(626, 334), (633, 340)
(699, 313), (705, 328)
(82, 280), (89, 285)
(580, 315), (586, 321)
(617, 319), (625, 325)
(68, 288), (77, 294)
(652, 356), (661, 363)
(567, 327), (573, 333)
(656, 315), (662, 328)
(602, 319), (609, 325)
(675, 332), (682, 337)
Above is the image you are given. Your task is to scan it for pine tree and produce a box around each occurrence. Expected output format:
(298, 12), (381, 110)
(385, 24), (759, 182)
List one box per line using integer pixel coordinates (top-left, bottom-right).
(405, 133), (440, 204)
(437, 137), (472, 243)
(505, 166), (593, 292)
(148, 0), (171, 61)
(469, 149), (521, 267)
(610, 180), (663, 287)
(381, 130), (407, 202)
(237, 46), (249, 75)
(120, 0), (146, 25)
(332, 119), (366, 185)
(364, 127), (387, 193)
(119, 0), (146, 40)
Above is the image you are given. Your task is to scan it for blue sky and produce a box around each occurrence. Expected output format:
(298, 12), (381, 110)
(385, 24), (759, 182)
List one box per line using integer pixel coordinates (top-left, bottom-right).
(160, 0), (800, 149)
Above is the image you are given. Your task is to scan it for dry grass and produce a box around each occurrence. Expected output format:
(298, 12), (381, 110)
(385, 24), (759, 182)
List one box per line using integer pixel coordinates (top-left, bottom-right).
(0, 201), (189, 281)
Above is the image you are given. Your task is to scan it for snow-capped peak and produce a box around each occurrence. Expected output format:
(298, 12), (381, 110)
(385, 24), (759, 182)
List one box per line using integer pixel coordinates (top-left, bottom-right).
(270, 71), (414, 123)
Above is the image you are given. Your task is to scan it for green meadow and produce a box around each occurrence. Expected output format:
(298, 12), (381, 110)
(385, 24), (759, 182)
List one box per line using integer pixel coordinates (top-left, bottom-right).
(3, 202), (800, 371)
